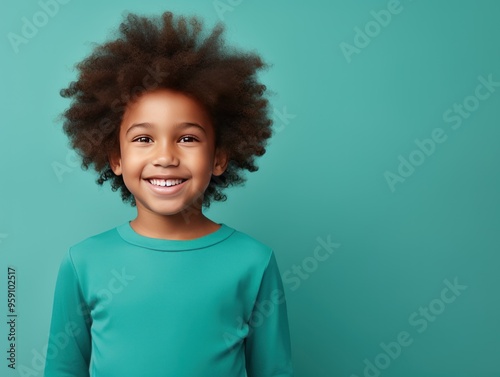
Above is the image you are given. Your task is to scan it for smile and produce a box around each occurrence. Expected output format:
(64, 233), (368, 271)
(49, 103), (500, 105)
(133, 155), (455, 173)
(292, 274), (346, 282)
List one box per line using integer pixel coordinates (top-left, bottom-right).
(148, 179), (186, 187)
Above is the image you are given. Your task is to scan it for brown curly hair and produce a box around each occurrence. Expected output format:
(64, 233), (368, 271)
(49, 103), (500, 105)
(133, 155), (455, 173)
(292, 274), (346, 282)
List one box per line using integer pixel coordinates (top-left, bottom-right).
(58, 10), (274, 208)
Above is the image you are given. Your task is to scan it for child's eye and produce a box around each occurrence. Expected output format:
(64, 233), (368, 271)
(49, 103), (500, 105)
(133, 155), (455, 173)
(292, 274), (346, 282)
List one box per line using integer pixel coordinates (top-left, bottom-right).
(133, 136), (152, 143)
(179, 136), (198, 143)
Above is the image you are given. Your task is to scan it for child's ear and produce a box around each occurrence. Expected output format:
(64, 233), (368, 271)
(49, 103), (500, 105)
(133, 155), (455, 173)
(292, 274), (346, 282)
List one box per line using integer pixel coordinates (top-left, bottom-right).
(108, 151), (122, 176)
(212, 148), (228, 177)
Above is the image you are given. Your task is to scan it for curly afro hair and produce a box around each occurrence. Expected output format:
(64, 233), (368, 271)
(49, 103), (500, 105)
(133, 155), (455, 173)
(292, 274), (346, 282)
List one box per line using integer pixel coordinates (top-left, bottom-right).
(59, 10), (275, 208)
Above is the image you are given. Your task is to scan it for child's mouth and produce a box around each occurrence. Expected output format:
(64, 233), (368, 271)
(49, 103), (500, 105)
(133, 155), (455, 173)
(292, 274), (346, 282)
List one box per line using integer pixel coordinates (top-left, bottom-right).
(145, 178), (188, 195)
(147, 178), (187, 187)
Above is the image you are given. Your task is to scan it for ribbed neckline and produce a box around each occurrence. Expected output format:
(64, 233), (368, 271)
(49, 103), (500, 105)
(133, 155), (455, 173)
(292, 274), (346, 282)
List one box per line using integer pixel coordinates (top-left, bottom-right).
(115, 220), (235, 251)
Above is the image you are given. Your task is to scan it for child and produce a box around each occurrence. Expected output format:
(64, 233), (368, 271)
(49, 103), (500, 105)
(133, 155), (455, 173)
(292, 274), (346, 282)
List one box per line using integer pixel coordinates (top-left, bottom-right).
(43, 10), (293, 377)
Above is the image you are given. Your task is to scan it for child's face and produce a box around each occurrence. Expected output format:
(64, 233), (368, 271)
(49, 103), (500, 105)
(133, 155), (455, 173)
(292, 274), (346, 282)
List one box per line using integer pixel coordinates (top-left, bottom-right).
(109, 88), (227, 218)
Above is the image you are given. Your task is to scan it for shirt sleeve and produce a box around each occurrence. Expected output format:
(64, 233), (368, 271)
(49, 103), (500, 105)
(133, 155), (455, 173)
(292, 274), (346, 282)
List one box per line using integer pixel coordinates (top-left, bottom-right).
(245, 250), (294, 377)
(44, 249), (92, 377)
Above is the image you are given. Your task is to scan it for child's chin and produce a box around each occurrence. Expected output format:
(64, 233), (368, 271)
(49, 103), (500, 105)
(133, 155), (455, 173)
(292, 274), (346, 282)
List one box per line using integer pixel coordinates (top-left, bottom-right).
(150, 202), (201, 218)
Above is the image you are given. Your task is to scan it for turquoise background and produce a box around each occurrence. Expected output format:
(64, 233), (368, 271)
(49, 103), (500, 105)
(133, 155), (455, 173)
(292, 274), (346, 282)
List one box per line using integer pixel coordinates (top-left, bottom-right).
(1, 0), (499, 376)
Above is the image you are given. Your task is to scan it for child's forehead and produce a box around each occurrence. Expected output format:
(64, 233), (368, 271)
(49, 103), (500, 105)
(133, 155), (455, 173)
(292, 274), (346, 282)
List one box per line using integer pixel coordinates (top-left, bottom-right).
(124, 88), (208, 113)
(119, 89), (213, 129)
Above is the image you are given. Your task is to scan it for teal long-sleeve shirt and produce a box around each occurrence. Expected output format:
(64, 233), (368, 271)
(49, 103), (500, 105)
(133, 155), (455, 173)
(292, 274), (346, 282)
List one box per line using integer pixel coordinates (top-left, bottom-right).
(43, 221), (294, 377)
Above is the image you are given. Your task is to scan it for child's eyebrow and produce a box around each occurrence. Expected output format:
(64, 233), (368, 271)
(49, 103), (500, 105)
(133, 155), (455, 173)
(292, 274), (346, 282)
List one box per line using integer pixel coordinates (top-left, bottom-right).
(125, 122), (207, 136)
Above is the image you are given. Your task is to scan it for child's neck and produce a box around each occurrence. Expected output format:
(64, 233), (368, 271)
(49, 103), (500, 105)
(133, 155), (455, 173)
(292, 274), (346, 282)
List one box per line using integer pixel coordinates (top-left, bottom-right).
(129, 210), (220, 241)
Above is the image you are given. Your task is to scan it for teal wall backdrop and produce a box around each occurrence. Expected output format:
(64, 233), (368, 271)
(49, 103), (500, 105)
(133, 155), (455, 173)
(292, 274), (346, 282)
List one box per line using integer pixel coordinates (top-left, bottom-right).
(1, 1), (499, 376)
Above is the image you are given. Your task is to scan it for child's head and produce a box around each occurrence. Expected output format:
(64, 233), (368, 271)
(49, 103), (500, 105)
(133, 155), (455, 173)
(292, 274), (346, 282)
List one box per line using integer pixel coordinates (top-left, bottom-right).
(59, 11), (273, 209)
(108, 87), (228, 218)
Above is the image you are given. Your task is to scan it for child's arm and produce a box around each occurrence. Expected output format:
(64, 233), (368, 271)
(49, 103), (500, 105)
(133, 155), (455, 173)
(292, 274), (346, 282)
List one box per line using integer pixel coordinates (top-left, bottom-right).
(44, 249), (92, 377)
(245, 251), (294, 377)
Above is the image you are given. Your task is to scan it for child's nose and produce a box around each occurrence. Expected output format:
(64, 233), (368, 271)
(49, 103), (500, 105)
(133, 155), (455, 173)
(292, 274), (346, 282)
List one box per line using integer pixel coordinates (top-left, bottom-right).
(152, 141), (179, 167)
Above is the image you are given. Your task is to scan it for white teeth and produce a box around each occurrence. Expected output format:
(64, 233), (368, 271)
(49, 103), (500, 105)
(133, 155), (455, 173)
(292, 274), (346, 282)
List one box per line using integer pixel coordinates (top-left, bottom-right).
(149, 179), (185, 187)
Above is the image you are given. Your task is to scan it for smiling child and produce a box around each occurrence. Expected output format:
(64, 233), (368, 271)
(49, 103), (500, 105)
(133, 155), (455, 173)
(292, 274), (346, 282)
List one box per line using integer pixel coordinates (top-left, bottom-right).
(43, 10), (293, 377)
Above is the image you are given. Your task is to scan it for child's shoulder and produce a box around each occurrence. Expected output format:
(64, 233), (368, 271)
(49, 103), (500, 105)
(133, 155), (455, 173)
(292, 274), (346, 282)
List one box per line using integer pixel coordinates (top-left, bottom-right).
(67, 223), (121, 253)
(223, 224), (274, 261)
(226, 225), (271, 251)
